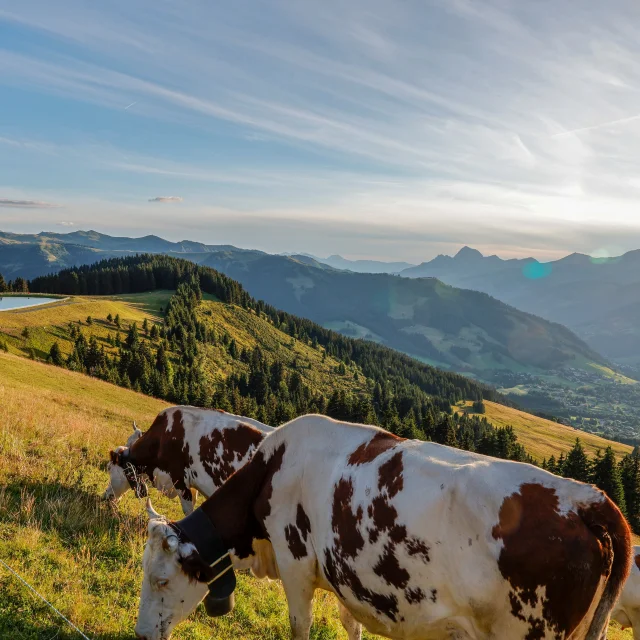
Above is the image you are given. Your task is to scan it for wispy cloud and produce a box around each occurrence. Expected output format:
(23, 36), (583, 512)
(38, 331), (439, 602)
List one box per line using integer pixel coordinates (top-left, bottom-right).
(0, 198), (61, 208)
(148, 196), (183, 203)
(57, 220), (75, 226)
(4, 1), (640, 259)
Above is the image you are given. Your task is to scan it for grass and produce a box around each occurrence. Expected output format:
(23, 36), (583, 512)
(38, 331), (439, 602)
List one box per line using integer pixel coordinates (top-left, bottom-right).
(197, 301), (369, 394)
(0, 292), (168, 361)
(456, 401), (633, 462)
(0, 352), (373, 639)
(0, 352), (633, 639)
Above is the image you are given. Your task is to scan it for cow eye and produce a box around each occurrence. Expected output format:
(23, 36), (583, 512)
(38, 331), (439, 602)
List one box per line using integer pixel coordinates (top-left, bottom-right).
(157, 579), (169, 589)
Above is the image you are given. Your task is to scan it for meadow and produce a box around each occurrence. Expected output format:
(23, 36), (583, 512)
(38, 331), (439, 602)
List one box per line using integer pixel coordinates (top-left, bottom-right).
(0, 352), (371, 639)
(0, 293), (635, 639)
(0, 352), (632, 639)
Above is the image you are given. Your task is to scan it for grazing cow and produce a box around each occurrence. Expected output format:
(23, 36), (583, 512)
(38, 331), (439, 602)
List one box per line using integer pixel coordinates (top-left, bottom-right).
(104, 406), (273, 515)
(135, 415), (631, 640)
(611, 546), (640, 638)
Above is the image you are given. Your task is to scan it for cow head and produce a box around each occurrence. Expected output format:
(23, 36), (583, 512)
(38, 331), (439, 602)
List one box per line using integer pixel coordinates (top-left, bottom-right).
(135, 500), (236, 640)
(103, 423), (145, 501)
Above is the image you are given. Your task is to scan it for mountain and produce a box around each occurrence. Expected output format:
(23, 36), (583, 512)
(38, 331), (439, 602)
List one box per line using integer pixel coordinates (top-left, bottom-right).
(314, 254), (416, 274)
(401, 247), (640, 365)
(0, 230), (260, 280)
(198, 250), (606, 376)
(2, 230), (608, 378)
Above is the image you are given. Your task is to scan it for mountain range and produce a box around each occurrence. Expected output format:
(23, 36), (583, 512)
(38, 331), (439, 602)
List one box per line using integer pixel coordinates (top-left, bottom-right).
(0, 230), (607, 378)
(401, 246), (640, 364)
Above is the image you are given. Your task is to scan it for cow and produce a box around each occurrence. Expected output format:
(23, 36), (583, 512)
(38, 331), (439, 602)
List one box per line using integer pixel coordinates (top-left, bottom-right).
(104, 406), (273, 515)
(134, 415), (632, 640)
(611, 546), (640, 638)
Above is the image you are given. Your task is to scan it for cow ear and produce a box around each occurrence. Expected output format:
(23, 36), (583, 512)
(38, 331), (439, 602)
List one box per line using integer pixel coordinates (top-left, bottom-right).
(109, 450), (119, 466)
(162, 534), (180, 554)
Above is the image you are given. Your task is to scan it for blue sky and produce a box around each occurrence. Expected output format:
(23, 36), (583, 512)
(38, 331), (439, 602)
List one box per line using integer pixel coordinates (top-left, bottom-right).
(2, 0), (640, 262)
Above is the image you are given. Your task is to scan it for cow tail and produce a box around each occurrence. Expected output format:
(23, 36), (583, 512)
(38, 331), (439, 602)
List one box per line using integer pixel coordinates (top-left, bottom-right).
(584, 495), (632, 640)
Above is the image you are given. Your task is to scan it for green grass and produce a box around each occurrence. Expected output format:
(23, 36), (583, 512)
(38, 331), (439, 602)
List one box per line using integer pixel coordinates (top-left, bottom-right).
(0, 352), (374, 639)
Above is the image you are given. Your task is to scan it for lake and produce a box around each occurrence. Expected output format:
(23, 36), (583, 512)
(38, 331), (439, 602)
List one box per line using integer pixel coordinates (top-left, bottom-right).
(0, 296), (61, 311)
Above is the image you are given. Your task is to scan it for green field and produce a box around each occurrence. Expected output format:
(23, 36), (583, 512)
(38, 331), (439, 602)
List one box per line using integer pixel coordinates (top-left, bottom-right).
(0, 291), (636, 639)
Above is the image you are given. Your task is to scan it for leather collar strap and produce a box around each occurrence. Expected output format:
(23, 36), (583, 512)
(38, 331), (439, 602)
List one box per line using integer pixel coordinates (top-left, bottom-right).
(118, 450), (148, 498)
(174, 508), (236, 599)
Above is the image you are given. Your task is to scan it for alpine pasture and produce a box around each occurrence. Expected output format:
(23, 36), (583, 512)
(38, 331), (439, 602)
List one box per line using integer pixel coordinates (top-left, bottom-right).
(0, 292), (635, 639)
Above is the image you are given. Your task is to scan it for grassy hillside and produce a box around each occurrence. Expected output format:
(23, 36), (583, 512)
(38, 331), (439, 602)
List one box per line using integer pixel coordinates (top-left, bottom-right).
(0, 352), (367, 639)
(456, 401), (632, 461)
(0, 352), (631, 639)
(200, 251), (607, 376)
(0, 292), (369, 398)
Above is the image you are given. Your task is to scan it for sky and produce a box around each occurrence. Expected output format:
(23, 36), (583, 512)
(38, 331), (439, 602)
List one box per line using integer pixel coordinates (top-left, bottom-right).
(2, 0), (640, 263)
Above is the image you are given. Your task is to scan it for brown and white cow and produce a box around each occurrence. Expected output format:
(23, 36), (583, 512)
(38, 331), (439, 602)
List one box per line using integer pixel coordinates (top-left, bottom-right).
(104, 406), (273, 515)
(611, 546), (640, 638)
(135, 415), (631, 640)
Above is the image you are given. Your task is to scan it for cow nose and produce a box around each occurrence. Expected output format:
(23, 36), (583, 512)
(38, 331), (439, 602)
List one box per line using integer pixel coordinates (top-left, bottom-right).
(134, 633), (148, 640)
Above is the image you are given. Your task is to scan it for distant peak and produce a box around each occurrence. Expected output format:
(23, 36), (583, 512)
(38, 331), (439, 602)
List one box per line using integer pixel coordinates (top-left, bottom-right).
(454, 246), (484, 261)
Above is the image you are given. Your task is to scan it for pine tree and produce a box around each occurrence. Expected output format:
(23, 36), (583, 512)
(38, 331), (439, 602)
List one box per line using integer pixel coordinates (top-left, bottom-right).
(143, 318), (149, 336)
(107, 313), (113, 323)
(0, 273), (7, 293)
(48, 342), (63, 366)
(86, 315), (93, 325)
(563, 439), (590, 483)
(592, 447), (627, 515)
(620, 448), (640, 532)
(114, 313), (121, 329)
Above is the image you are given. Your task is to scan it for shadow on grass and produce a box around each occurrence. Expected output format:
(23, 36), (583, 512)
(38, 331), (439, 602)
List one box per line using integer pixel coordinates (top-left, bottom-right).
(0, 477), (148, 560)
(0, 618), (135, 640)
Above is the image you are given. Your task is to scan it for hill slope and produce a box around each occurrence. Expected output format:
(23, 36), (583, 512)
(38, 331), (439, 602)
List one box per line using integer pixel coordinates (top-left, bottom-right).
(200, 250), (606, 375)
(456, 401), (632, 462)
(402, 246), (640, 366)
(0, 352), (367, 639)
(0, 353), (632, 639)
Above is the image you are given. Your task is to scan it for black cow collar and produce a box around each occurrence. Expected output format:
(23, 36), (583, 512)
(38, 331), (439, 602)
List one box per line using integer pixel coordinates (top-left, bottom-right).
(118, 449), (148, 498)
(174, 508), (236, 617)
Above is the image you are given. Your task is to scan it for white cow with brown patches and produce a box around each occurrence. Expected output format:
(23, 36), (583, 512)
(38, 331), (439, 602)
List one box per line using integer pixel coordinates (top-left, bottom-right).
(611, 547), (640, 638)
(135, 415), (631, 640)
(104, 406), (273, 514)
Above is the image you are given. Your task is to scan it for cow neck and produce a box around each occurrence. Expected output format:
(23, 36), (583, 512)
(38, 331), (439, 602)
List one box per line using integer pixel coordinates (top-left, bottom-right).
(188, 444), (286, 560)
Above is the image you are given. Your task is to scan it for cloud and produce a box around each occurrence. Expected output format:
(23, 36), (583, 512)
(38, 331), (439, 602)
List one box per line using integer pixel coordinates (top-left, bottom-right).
(148, 196), (183, 203)
(0, 198), (61, 208)
(57, 220), (75, 226)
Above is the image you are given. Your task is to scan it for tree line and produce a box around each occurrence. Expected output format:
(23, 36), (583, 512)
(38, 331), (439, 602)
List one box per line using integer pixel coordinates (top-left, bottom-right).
(0, 273), (28, 293)
(542, 439), (640, 531)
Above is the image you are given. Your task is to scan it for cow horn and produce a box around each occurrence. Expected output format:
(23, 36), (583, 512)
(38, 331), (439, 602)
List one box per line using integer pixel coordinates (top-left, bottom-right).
(132, 421), (137, 431)
(145, 498), (163, 520)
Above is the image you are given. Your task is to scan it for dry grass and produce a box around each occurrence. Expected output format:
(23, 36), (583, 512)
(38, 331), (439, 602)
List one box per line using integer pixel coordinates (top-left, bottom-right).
(456, 400), (633, 462)
(0, 352), (372, 639)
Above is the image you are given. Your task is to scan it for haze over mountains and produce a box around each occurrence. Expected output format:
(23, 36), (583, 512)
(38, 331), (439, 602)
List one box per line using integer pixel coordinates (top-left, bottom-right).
(0, 230), (608, 379)
(401, 246), (640, 364)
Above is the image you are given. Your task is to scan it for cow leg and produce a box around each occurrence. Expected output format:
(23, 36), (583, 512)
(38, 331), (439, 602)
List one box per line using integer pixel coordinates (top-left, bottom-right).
(178, 487), (195, 516)
(279, 572), (314, 639)
(338, 600), (362, 640)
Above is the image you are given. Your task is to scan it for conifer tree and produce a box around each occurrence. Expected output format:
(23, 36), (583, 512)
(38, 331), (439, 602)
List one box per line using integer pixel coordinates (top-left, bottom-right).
(563, 439), (590, 483)
(592, 447), (627, 515)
